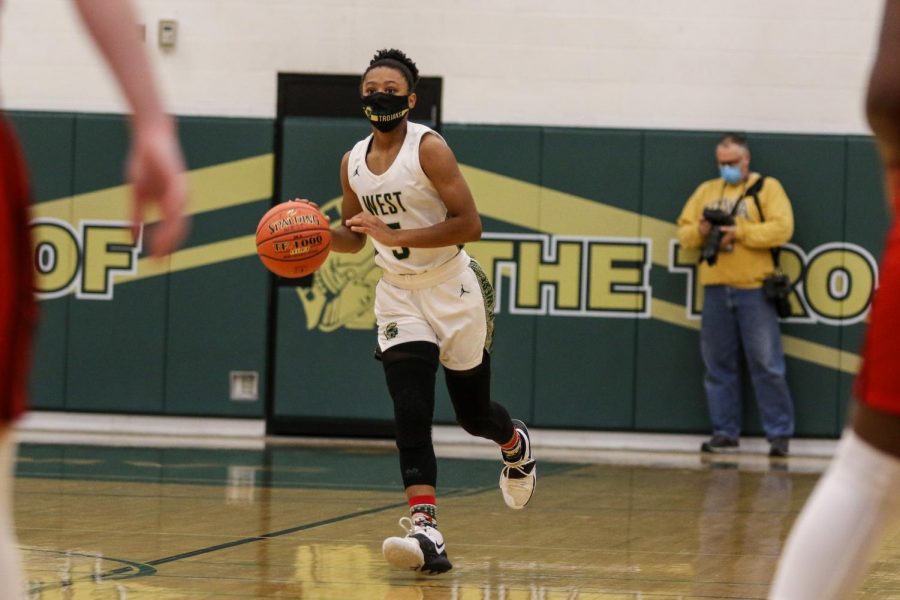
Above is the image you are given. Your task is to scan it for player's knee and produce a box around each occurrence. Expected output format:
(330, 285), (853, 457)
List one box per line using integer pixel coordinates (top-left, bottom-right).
(381, 342), (438, 407)
(380, 341), (439, 369)
(445, 350), (490, 378)
(382, 341), (439, 433)
(445, 353), (492, 435)
(455, 414), (492, 438)
(445, 352), (490, 401)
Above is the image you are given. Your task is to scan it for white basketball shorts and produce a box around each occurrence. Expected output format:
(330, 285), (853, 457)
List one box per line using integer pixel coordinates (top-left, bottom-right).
(375, 251), (495, 371)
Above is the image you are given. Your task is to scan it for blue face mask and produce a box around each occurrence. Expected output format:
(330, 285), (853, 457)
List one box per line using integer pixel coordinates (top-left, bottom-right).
(719, 164), (743, 184)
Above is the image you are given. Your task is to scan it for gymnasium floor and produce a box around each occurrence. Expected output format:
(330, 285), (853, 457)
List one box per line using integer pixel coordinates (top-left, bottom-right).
(12, 431), (900, 599)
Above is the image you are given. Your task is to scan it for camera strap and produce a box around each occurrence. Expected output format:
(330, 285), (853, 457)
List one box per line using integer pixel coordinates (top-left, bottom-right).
(744, 176), (781, 268)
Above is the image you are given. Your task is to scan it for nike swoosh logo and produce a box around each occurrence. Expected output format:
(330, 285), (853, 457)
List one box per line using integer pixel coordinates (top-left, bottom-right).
(435, 543), (445, 554)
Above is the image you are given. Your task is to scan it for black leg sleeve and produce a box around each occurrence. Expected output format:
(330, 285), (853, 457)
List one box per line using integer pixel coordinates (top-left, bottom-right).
(445, 351), (515, 445)
(382, 342), (440, 488)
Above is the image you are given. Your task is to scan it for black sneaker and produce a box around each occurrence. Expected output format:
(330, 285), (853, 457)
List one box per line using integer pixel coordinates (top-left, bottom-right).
(700, 435), (739, 453)
(382, 517), (452, 575)
(769, 437), (790, 457)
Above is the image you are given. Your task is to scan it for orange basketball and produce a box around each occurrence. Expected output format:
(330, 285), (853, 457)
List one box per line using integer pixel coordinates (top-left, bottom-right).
(255, 200), (331, 278)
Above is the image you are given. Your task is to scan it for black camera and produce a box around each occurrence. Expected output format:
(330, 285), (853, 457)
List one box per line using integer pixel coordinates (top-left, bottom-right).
(700, 208), (735, 266)
(763, 273), (793, 318)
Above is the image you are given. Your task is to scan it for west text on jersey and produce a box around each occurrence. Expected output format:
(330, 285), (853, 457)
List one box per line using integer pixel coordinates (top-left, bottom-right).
(361, 192), (407, 216)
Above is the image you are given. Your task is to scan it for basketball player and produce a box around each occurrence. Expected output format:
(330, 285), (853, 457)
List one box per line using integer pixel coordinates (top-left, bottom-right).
(327, 49), (536, 575)
(0, 1), (188, 596)
(768, 2), (900, 597)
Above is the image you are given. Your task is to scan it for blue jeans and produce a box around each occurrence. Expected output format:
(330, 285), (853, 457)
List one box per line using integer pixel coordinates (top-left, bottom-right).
(700, 285), (794, 440)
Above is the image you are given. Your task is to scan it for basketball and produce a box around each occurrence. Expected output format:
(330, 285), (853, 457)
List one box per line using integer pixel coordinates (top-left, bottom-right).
(255, 200), (331, 278)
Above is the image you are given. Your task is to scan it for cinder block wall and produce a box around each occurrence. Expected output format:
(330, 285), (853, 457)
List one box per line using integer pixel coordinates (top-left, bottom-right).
(0, 0), (883, 132)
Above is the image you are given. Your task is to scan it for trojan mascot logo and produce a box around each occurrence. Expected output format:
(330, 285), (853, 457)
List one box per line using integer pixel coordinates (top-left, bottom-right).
(297, 251), (380, 331)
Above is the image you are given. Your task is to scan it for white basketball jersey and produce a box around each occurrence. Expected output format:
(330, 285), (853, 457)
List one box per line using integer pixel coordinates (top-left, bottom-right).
(347, 122), (460, 275)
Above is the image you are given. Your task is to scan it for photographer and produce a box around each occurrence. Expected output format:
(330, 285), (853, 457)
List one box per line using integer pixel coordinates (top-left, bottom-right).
(676, 133), (795, 457)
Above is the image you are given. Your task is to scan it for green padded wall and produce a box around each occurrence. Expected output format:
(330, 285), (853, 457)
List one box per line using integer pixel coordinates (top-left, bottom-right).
(18, 111), (273, 416)
(635, 131), (717, 432)
(534, 128), (643, 428)
(63, 115), (167, 412)
(271, 118), (390, 423)
(163, 118), (273, 417)
(440, 125), (544, 425)
(16, 109), (890, 438)
(10, 112), (75, 410)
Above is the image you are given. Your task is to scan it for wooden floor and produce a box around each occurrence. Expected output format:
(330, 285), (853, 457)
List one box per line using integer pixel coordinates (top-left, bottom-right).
(12, 441), (900, 599)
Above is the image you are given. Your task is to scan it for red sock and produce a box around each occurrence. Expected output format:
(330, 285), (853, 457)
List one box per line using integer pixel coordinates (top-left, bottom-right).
(500, 429), (520, 451)
(501, 429), (523, 462)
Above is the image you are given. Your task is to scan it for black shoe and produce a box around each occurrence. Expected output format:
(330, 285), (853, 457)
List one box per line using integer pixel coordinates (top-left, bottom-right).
(769, 437), (790, 457)
(383, 518), (452, 575)
(700, 435), (739, 453)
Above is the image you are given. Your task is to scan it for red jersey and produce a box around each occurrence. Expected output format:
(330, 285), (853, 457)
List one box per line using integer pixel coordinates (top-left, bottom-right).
(855, 167), (900, 415)
(0, 114), (36, 424)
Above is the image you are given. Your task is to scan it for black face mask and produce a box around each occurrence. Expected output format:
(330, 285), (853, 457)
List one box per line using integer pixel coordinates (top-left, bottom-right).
(361, 93), (410, 132)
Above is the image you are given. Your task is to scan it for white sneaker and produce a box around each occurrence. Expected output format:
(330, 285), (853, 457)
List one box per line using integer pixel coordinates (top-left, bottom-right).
(499, 419), (536, 509)
(382, 517), (452, 575)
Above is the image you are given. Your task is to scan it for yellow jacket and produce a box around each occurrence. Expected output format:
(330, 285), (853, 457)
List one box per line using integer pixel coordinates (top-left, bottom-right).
(677, 173), (794, 288)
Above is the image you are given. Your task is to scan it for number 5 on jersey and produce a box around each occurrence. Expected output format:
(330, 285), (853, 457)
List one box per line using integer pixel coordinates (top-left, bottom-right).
(387, 223), (410, 259)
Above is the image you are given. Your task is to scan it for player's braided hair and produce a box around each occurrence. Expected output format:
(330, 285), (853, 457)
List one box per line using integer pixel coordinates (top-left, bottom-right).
(363, 49), (420, 92)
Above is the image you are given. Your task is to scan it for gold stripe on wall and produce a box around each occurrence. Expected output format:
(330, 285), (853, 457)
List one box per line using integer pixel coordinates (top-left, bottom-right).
(461, 165), (676, 266)
(30, 154), (274, 223)
(783, 337), (860, 374)
(118, 235), (258, 284)
(651, 297), (700, 331)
